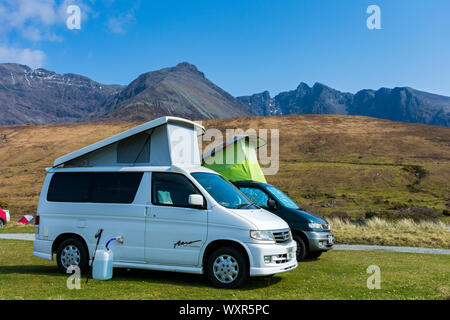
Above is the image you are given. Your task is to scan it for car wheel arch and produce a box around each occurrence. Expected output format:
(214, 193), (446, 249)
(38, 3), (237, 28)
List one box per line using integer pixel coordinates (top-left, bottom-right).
(52, 233), (89, 256)
(201, 239), (252, 273)
(292, 230), (310, 249)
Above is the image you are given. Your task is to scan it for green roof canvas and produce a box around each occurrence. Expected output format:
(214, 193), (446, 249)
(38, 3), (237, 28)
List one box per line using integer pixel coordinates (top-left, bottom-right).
(202, 135), (267, 183)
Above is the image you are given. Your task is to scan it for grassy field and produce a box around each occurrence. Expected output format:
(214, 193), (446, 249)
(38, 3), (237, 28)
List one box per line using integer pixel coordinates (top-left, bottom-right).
(329, 218), (450, 249)
(0, 222), (34, 234)
(0, 239), (448, 300)
(0, 114), (449, 223)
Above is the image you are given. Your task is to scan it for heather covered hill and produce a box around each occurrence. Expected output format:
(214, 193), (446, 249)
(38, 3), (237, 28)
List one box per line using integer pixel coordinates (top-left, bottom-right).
(0, 115), (448, 221)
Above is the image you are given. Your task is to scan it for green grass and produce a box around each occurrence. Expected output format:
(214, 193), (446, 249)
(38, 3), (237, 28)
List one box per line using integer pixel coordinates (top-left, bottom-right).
(0, 240), (448, 300)
(0, 222), (34, 234)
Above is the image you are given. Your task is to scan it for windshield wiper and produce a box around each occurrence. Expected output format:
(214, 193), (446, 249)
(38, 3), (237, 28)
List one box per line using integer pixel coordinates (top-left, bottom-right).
(234, 203), (252, 209)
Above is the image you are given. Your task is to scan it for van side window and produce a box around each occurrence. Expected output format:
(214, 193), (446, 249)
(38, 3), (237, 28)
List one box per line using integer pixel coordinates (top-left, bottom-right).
(239, 187), (270, 208)
(47, 172), (143, 204)
(152, 172), (202, 208)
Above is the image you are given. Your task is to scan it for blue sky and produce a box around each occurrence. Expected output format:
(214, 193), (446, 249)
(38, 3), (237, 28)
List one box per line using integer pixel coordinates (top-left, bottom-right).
(1, 0), (450, 97)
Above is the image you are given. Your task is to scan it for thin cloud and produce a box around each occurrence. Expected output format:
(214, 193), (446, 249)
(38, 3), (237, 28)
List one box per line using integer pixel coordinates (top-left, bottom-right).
(0, 45), (47, 68)
(107, 0), (140, 35)
(0, 0), (90, 42)
(0, 0), (90, 68)
(107, 12), (136, 34)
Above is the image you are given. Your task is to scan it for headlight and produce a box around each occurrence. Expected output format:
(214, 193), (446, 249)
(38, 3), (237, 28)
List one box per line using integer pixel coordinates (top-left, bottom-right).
(250, 230), (275, 241)
(308, 222), (323, 229)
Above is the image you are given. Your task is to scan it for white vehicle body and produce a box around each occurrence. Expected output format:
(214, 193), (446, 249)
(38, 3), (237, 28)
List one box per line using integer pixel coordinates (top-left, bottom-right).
(33, 117), (297, 281)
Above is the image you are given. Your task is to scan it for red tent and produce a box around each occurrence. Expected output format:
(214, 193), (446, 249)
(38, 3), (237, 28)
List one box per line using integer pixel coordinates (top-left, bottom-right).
(18, 215), (34, 224)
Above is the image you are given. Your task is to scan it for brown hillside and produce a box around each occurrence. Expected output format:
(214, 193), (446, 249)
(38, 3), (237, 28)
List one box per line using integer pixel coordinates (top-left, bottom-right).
(0, 115), (449, 221)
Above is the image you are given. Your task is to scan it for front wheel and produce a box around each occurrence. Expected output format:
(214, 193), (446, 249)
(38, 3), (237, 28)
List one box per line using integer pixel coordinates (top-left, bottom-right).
(206, 247), (249, 288)
(294, 235), (308, 261)
(56, 238), (89, 274)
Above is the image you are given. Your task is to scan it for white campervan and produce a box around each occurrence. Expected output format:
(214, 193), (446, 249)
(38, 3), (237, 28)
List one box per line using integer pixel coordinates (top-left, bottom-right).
(33, 117), (297, 288)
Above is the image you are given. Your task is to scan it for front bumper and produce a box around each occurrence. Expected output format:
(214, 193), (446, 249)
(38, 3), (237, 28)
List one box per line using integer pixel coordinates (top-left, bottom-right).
(304, 231), (334, 252)
(246, 241), (298, 276)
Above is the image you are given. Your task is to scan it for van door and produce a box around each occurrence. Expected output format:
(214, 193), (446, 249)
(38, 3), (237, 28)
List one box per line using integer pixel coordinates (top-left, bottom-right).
(45, 172), (146, 263)
(145, 172), (207, 267)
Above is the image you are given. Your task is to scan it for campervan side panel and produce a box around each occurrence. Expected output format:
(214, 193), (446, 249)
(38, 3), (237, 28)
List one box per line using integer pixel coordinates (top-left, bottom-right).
(150, 125), (171, 166)
(167, 123), (201, 165)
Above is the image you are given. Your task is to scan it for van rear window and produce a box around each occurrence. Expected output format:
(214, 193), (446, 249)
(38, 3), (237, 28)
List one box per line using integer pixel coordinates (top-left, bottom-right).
(47, 172), (143, 204)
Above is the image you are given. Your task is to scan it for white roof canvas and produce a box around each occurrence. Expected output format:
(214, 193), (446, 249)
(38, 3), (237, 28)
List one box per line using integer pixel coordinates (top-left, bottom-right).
(54, 117), (205, 168)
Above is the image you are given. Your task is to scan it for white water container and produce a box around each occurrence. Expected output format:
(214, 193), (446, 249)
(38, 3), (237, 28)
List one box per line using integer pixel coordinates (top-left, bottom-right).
(93, 249), (114, 280)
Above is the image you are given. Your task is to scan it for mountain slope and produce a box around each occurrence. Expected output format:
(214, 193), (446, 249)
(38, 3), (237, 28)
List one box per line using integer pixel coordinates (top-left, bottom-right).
(0, 63), (123, 125)
(92, 62), (254, 122)
(238, 83), (450, 126)
(236, 91), (281, 116)
(275, 82), (353, 115)
(1, 115), (448, 220)
(349, 87), (450, 126)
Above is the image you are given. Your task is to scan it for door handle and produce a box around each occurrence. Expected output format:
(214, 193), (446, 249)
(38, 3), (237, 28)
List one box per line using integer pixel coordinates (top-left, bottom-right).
(145, 207), (151, 217)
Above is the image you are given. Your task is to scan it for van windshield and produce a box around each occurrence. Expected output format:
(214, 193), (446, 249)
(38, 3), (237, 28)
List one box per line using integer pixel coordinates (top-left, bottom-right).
(266, 185), (299, 209)
(191, 172), (258, 210)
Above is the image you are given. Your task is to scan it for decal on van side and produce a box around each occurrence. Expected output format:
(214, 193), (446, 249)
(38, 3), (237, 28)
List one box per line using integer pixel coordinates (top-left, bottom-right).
(173, 240), (202, 248)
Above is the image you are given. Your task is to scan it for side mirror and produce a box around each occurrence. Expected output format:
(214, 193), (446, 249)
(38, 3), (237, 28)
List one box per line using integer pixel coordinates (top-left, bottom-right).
(189, 194), (205, 209)
(267, 199), (277, 210)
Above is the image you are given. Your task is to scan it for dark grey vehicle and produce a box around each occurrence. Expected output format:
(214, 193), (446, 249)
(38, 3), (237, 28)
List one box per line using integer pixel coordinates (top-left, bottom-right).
(232, 181), (334, 261)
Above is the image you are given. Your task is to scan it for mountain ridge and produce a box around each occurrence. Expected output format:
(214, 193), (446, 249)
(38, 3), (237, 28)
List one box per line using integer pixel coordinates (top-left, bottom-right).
(0, 62), (449, 126)
(237, 82), (450, 126)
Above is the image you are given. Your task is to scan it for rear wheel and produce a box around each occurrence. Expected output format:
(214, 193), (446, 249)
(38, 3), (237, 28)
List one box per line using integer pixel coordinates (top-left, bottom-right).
(294, 235), (308, 261)
(0, 219), (4, 227)
(56, 238), (89, 274)
(206, 247), (249, 288)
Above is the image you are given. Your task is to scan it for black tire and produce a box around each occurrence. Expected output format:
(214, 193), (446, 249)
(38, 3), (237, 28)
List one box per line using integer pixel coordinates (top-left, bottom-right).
(308, 251), (323, 259)
(294, 234), (308, 261)
(56, 238), (89, 274)
(0, 219), (5, 227)
(206, 246), (249, 288)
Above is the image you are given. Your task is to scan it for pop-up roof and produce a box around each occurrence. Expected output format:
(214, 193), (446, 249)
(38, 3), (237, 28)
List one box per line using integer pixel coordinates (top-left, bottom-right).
(54, 117), (205, 168)
(202, 135), (267, 183)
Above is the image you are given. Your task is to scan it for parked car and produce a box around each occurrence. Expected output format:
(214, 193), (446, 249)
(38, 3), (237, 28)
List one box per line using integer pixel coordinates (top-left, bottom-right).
(232, 181), (334, 261)
(0, 206), (10, 227)
(33, 117), (297, 288)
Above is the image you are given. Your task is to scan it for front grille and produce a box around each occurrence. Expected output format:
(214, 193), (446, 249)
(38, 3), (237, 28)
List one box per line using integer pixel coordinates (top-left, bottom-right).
(273, 254), (289, 264)
(272, 230), (291, 243)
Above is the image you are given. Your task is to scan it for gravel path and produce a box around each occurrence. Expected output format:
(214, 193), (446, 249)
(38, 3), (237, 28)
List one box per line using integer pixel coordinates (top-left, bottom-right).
(334, 244), (450, 255)
(1, 234), (449, 255)
(0, 233), (35, 241)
